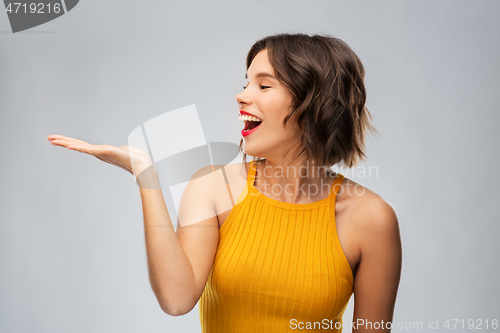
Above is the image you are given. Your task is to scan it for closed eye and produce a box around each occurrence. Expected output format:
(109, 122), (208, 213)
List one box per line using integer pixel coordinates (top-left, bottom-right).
(242, 85), (271, 90)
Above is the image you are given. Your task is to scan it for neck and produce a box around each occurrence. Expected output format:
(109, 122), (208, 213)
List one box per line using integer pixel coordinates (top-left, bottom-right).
(254, 155), (336, 204)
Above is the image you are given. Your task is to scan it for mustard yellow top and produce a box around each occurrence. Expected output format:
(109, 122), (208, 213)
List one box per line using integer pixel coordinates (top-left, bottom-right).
(199, 160), (354, 332)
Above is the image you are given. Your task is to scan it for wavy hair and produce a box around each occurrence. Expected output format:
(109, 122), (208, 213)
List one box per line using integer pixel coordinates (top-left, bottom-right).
(238, 33), (379, 169)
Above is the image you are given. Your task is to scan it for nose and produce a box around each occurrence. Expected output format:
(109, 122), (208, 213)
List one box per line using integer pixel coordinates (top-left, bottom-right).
(235, 89), (252, 108)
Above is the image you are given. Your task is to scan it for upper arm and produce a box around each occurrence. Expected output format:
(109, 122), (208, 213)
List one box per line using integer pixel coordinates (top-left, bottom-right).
(175, 165), (221, 309)
(352, 197), (402, 332)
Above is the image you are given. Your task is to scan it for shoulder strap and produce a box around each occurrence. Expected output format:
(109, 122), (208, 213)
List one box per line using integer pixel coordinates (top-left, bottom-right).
(329, 172), (345, 203)
(233, 160), (257, 207)
(247, 160), (258, 187)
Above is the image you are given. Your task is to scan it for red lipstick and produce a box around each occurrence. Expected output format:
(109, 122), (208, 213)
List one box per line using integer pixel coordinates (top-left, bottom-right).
(239, 110), (262, 119)
(240, 110), (263, 137)
(241, 124), (260, 137)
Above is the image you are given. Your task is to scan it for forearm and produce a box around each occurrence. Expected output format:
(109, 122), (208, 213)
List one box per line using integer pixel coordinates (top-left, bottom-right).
(138, 169), (197, 315)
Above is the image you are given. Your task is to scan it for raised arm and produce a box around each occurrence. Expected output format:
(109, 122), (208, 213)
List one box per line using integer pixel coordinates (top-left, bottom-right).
(351, 197), (402, 333)
(47, 135), (220, 316)
(142, 165), (220, 316)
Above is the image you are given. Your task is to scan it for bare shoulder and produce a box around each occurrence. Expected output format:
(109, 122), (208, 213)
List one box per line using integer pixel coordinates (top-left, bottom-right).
(219, 161), (252, 179)
(337, 177), (400, 246)
(188, 161), (251, 187)
(188, 161), (251, 205)
(340, 179), (402, 324)
(216, 161), (252, 201)
(188, 162), (248, 186)
(185, 164), (220, 196)
(176, 164), (222, 228)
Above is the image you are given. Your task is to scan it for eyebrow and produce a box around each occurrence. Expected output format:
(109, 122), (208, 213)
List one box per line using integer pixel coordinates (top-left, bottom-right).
(245, 72), (277, 80)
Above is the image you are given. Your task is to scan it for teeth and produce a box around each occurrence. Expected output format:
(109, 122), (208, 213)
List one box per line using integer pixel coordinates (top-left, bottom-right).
(239, 114), (262, 122)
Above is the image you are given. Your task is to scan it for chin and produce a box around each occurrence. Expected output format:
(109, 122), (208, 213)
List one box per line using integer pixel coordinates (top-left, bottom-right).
(244, 150), (263, 159)
(243, 144), (265, 160)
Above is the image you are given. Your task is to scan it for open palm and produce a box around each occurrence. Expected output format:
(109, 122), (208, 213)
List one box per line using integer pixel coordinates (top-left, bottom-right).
(47, 134), (152, 177)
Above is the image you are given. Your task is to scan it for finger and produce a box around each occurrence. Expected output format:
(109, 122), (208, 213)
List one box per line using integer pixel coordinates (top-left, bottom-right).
(47, 135), (89, 145)
(66, 144), (107, 156)
(50, 139), (82, 148)
(49, 136), (89, 145)
(69, 144), (122, 161)
(49, 139), (71, 147)
(51, 139), (95, 149)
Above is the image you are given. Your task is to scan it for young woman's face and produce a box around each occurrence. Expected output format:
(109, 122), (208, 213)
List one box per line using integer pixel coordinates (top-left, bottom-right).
(236, 49), (300, 161)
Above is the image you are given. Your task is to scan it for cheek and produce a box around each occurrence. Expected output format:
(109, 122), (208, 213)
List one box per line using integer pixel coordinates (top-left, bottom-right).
(270, 103), (291, 130)
(260, 93), (295, 131)
(267, 116), (300, 141)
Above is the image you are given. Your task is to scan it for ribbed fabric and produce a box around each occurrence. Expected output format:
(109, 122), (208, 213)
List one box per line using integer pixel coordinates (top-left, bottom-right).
(199, 160), (354, 332)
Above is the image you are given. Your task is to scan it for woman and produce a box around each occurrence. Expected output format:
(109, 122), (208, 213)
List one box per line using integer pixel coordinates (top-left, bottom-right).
(48, 33), (402, 332)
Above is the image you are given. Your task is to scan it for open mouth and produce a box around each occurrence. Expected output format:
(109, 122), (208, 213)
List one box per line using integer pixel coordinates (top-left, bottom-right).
(239, 114), (263, 133)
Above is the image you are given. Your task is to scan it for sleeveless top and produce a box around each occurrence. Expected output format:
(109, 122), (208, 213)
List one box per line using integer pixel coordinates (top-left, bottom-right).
(199, 160), (354, 332)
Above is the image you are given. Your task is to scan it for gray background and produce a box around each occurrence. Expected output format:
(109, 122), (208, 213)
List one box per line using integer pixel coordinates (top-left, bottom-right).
(1, 0), (499, 332)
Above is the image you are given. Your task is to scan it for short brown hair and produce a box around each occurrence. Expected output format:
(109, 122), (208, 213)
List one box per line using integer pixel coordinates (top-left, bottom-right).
(238, 33), (379, 169)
